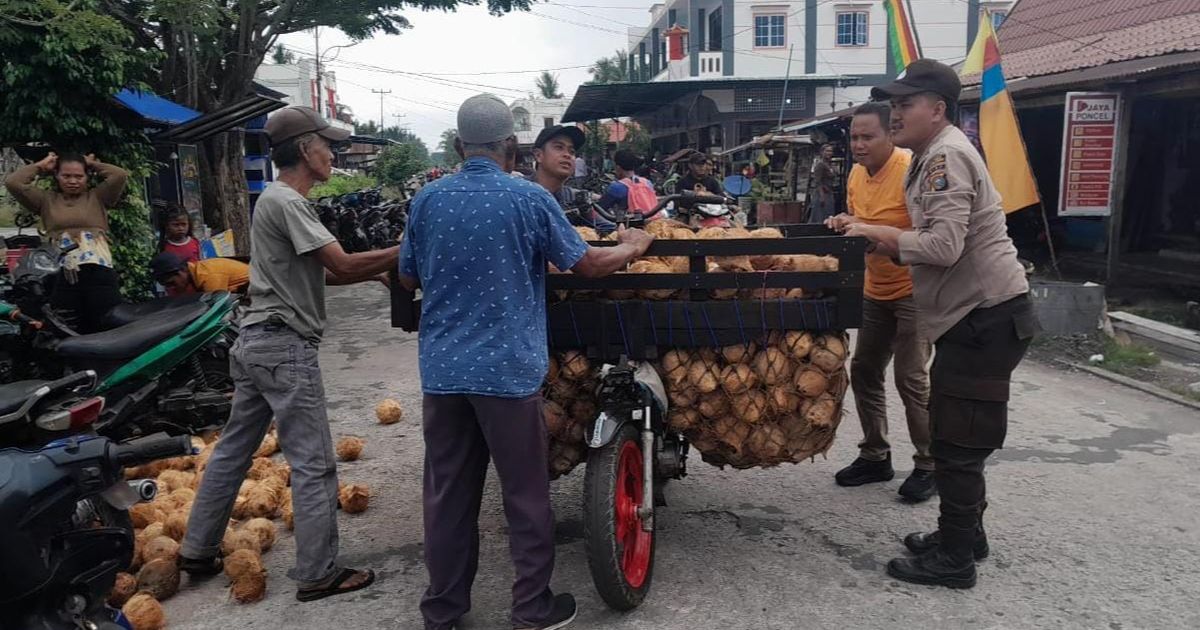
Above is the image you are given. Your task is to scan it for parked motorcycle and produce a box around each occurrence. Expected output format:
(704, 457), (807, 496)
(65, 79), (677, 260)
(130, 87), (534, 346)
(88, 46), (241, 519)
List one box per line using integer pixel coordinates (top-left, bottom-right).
(0, 432), (193, 630)
(314, 187), (408, 253)
(0, 370), (102, 448)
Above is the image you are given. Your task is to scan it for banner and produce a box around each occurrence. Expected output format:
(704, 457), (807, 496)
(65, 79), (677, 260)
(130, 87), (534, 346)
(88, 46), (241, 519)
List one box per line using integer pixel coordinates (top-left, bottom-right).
(1058, 92), (1120, 217)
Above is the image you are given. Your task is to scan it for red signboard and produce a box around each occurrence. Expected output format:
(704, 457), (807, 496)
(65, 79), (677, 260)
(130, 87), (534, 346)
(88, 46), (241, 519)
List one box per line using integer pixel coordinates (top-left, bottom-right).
(1059, 92), (1120, 217)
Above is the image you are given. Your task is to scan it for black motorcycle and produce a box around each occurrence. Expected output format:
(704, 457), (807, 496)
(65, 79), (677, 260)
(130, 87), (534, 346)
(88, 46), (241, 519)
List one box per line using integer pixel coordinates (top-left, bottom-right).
(0, 432), (194, 630)
(0, 370), (102, 448)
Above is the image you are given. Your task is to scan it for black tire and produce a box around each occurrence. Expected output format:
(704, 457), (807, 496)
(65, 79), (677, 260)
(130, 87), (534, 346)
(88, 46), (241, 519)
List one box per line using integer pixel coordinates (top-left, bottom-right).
(583, 423), (655, 611)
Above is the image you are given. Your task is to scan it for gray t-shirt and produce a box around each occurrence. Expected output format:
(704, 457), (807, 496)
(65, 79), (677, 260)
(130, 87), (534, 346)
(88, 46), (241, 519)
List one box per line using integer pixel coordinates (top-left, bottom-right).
(240, 181), (337, 341)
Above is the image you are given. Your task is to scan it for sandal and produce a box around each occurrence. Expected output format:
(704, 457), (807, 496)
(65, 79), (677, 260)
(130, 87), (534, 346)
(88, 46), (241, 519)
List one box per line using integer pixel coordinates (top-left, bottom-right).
(178, 555), (223, 577)
(296, 567), (376, 602)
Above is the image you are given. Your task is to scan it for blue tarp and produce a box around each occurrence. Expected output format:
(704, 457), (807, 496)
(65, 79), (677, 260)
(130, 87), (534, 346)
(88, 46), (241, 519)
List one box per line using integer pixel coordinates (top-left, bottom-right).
(114, 88), (201, 126)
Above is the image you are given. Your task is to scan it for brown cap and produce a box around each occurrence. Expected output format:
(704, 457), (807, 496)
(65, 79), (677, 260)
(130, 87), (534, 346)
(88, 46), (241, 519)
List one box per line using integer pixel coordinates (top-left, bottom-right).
(870, 59), (962, 104)
(265, 106), (352, 146)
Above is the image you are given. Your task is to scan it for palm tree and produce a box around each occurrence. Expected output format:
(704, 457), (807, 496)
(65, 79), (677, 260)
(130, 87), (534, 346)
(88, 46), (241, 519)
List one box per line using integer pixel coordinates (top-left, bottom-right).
(271, 44), (295, 65)
(438, 128), (462, 166)
(587, 50), (629, 85)
(535, 71), (563, 99)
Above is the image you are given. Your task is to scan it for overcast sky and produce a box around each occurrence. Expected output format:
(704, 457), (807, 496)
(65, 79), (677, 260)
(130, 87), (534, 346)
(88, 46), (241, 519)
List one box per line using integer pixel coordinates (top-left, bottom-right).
(277, 1), (649, 150)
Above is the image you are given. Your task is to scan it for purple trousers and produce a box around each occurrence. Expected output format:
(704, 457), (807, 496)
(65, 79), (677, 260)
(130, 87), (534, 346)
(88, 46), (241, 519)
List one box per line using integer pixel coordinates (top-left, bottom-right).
(420, 393), (556, 630)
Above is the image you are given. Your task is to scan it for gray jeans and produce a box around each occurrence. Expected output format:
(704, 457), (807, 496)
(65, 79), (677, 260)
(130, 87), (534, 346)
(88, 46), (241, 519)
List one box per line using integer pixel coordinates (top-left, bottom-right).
(181, 322), (340, 586)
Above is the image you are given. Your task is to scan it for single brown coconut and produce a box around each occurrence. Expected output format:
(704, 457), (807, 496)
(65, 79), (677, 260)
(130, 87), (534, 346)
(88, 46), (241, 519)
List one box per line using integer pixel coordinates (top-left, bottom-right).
(821, 333), (848, 358)
(820, 255), (839, 271)
(222, 528), (260, 556)
(568, 397), (597, 426)
(375, 398), (404, 424)
(721, 342), (756, 364)
(753, 348), (794, 386)
(660, 255), (690, 274)
(711, 415), (752, 454)
(748, 227), (784, 270)
(794, 367), (829, 397)
(782, 331), (815, 360)
(163, 510), (189, 542)
(107, 572), (137, 607)
(630, 259), (676, 300)
(243, 517), (277, 553)
(253, 433), (278, 459)
(559, 350), (591, 381)
(706, 261), (740, 300)
(245, 487), (281, 519)
(154, 470), (193, 494)
(769, 386), (802, 415)
(782, 254), (826, 272)
(697, 391), (730, 419)
(804, 395), (839, 428)
(543, 400), (568, 436)
(281, 494), (294, 531)
(159, 454), (193, 471)
(686, 359), (722, 393)
(136, 558), (180, 601)
(575, 226), (599, 242)
(671, 227), (696, 240)
(166, 487), (195, 509)
(122, 593), (165, 630)
(660, 349), (692, 387)
(695, 226), (726, 240)
(223, 548), (264, 583)
(546, 355), (560, 383)
(731, 390), (770, 425)
(129, 503), (166, 529)
(809, 347), (844, 373)
(231, 570), (268, 604)
(746, 423), (788, 461)
(245, 457), (277, 481)
(567, 420), (587, 444)
(136, 522), (165, 545)
(667, 385), (699, 409)
(141, 536), (180, 565)
(339, 484), (370, 514)
(783, 288), (805, 299)
(719, 363), (758, 395)
(826, 369), (849, 398)
(667, 408), (701, 432)
(335, 436), (365, 462)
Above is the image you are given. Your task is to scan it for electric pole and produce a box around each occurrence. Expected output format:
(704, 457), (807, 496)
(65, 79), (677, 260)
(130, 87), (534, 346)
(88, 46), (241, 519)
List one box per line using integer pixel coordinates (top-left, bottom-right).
(313, 28), (322, 117)
(372, 89), (392, 131)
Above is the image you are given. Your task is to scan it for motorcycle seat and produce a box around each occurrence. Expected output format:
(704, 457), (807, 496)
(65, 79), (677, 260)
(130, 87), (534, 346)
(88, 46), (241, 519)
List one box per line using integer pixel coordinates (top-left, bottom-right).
(56, 303), (208, 362)
(0, 380), (50, 415)
(104, 293), (206, 329)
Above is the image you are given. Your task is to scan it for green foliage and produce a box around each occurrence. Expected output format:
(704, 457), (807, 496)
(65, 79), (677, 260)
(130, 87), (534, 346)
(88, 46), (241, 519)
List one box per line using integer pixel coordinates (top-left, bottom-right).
(582, 121), (608, 161)
(271, 44), (296, 64)
(1100, 338), (1161, 372)
(622, 123), (652, 156)
(308, 174), (379, 199)
(108, 175), (156, 300)
(354, 123), (431, 161)
(587, 50), (629, 85)
(534, 71), (563, 99)
(374, 144), (428, 188)
(438, 129), (462, 167)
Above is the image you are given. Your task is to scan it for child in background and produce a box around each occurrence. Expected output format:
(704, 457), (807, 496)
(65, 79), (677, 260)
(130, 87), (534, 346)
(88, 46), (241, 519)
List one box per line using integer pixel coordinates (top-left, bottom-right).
(158, 204), (201, 262)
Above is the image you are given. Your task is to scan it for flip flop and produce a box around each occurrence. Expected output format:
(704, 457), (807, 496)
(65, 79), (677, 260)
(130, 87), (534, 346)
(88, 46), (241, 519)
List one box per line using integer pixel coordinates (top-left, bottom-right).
(295, 567), (376, 602)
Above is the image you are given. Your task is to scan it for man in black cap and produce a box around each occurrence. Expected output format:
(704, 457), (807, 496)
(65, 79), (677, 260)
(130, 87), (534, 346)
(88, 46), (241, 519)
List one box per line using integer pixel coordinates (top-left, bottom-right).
(529, 124), (614, 233)
(677, 151), (724, 197)
(839, 59), (1039, 589)
(180, 106), (398, 602)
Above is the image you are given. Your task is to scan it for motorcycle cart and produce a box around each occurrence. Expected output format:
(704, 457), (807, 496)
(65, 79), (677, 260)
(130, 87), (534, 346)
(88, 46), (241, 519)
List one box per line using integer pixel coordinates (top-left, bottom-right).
(392, 222), (865, 611)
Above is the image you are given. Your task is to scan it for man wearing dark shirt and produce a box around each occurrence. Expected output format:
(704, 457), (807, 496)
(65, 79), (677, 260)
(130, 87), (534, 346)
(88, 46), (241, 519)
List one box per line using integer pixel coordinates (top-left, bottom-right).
(678, 151), (724, 196)
(529, 125), (615, 234)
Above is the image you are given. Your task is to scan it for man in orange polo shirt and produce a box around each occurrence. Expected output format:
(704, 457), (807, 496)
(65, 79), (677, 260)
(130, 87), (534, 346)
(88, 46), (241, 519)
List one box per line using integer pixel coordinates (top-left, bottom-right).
(827, 102), (934, 502)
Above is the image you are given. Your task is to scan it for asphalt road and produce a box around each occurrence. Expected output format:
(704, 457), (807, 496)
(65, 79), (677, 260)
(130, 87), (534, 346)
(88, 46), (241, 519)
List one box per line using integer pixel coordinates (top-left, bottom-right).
(166, 283), (1200, 630)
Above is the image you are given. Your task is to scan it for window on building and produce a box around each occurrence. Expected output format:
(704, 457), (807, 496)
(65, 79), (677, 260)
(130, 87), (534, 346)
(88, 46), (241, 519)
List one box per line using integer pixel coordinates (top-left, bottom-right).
(836, 11), (869, 47)
(753, 14), (786, 48)
(708, 8), (722, 51)
(512, 107), (531, 132)
(543, 117), (555, 128)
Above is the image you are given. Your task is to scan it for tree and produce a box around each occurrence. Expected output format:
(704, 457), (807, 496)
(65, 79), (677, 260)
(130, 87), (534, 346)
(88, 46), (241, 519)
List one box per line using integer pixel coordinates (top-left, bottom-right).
(581, 121), (608, 162)
(0, 0), (159, 297)
(622, 122), (652, 157)
(587, 50), (629, 85)
(102, 0), (533, 253)
(534, 71), (563, 99)
(373, 143), (428, 188)
(437, 128), (461, 167)
(271, 43), (296, 64)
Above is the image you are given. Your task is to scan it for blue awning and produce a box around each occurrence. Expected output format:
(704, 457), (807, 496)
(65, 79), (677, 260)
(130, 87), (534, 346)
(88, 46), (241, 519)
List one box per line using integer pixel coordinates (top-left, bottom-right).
(114, 89), (201, 126)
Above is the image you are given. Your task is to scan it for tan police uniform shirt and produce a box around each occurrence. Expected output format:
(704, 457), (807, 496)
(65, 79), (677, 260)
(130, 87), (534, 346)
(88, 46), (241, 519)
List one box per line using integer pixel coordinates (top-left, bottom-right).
(897, 125), (1028, 343)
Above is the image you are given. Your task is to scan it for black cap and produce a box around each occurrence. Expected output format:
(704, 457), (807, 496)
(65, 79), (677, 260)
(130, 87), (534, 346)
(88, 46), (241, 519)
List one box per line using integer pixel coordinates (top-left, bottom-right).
(149, 252), (187, 280)
(533, 125), (585, 150)
(687, 151), (712, 164)
(870, 59), (962, 104)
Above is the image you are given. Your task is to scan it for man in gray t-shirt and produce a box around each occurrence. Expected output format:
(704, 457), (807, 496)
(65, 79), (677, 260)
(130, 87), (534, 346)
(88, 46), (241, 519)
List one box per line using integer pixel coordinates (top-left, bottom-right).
(180, 107), (398, 602)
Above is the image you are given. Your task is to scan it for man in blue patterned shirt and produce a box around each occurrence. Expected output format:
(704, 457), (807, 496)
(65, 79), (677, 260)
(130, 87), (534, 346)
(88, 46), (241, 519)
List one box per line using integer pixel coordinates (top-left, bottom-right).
(398, 94), (652, 630)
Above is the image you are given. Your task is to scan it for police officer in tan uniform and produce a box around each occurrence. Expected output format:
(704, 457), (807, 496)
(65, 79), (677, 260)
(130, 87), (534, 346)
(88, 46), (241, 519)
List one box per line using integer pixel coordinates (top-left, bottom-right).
(838, 59), (1040, 589)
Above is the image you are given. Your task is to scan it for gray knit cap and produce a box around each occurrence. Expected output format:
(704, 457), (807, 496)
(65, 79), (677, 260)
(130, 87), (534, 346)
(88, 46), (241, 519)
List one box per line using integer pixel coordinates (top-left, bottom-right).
(456, 94), (515, 144)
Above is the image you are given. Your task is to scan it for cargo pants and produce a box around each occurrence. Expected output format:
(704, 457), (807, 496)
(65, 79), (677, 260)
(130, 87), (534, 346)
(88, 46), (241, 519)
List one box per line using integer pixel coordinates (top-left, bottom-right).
(182, 321), (340, 587)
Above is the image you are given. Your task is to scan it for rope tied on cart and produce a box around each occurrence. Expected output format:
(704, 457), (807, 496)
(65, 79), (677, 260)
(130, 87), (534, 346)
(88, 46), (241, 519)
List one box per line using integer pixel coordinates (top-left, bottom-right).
(733, 301), (749, 349)
(645, 302), (659, 346)
(699, 303), (721, 348)
(613, 301), (633, 358)
(567, 302), (584, 347)
(681, 303), (698, 348)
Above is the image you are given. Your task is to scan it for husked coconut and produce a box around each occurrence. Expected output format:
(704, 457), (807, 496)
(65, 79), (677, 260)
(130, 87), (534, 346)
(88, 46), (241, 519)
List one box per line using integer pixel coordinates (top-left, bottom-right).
(253, 433), (278, 458)
(546, 355), (560, 382)
(246, 457), (277, 481)
(245, 487), (280, 519)
(281, 494), (294, 531)
(667, 385), (698, 409)
(746, 423), (788, 461)
(339, 484), (370, 514)
(166, 487), (195, 509)
(231, 570), (267, 603)
(705, 261), (740, 300)
(794, 367), (829, 397)
(769, 386), (802, 415)
(697, 391), (729, 419)
(629, 259), (676, 300)
(711, 414), (751, 454)
(107, 572), (137, 607)
(136, 522), (165, 545)
(575, 226), (600, 242)
(136, 558), (180, 600)
(129, 503), (166, 529)
(686, 359), (721, 393)
(163, 510), (189, 542)
(667, 408), (701, 432)
(122, 593), (165, 630)
(223, 548), (264, 582)
(781, 331), (814, 360)
(748, 227), (784, 270)
(154, 470), (193, 494)
(243, 517), (277, 553)
(752, 348), (794, 385)
(336, 436), (365, 462)
(375, 398), (403, 424)
(222, 528), (260, 556)
(809, 347), (844, 373)
(141, 536), (180, 565)
(543, 400), (567, 436)
(719, 364), (758, 394)
(721, 342), (755, 363)
(731, 390), (770, 425)
(659, 349), (692, 387)
(804, 395), (839, 428)
(559, 350), (591, 381)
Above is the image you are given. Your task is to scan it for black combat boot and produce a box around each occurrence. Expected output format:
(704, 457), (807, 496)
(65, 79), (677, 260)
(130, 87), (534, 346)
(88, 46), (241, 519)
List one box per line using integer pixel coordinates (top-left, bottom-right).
(834, 454), (894, 487)
(887, 524), (977, 589)
(903, 502), (989, 559)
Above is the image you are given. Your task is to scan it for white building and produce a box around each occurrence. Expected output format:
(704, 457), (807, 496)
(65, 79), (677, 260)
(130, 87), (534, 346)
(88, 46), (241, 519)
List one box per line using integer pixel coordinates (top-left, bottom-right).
(255, 59), (355, 132)
(509, 97), (572, 147)
(627, 0), (1014, 115)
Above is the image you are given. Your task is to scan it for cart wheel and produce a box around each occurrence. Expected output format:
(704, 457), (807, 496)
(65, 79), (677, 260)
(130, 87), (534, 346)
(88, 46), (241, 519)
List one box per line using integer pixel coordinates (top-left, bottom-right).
(583, 423), (655, 611)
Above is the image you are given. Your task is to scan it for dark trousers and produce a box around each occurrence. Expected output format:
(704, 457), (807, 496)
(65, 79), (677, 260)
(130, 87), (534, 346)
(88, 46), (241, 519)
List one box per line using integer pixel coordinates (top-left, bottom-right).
(421, 393), (555, 630)
(49, 265), (123, 333)
(930, 294), (1038, 536)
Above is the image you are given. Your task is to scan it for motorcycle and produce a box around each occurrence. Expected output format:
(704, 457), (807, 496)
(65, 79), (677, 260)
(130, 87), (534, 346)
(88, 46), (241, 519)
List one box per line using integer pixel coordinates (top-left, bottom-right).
(314, 188), (408, 253)
(0, 432), (193, 630)
(570, 190), (738, 230)
(0, 370), (103, 449)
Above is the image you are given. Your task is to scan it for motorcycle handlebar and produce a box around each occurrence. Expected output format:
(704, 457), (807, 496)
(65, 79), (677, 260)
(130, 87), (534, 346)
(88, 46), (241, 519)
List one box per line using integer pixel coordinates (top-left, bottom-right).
(589, 192), (734, 224)
(110, 433), (194, 469)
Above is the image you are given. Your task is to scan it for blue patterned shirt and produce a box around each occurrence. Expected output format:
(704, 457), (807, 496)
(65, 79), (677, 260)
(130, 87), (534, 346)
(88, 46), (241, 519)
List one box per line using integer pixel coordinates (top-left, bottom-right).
(400, 157), (589, 398)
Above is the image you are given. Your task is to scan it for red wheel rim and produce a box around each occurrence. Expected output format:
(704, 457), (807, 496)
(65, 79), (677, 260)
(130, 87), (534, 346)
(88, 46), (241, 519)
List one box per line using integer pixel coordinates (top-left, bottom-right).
(615, 439), (652, 589)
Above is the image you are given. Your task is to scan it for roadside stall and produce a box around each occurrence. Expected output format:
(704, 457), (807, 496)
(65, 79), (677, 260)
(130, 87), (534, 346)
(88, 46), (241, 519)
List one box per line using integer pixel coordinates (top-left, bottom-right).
(719, 134), (814, 224)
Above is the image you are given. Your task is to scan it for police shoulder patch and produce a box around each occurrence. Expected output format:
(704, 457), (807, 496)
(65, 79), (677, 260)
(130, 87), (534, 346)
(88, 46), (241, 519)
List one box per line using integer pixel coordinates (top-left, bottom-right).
(923, 154), (948, 192)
